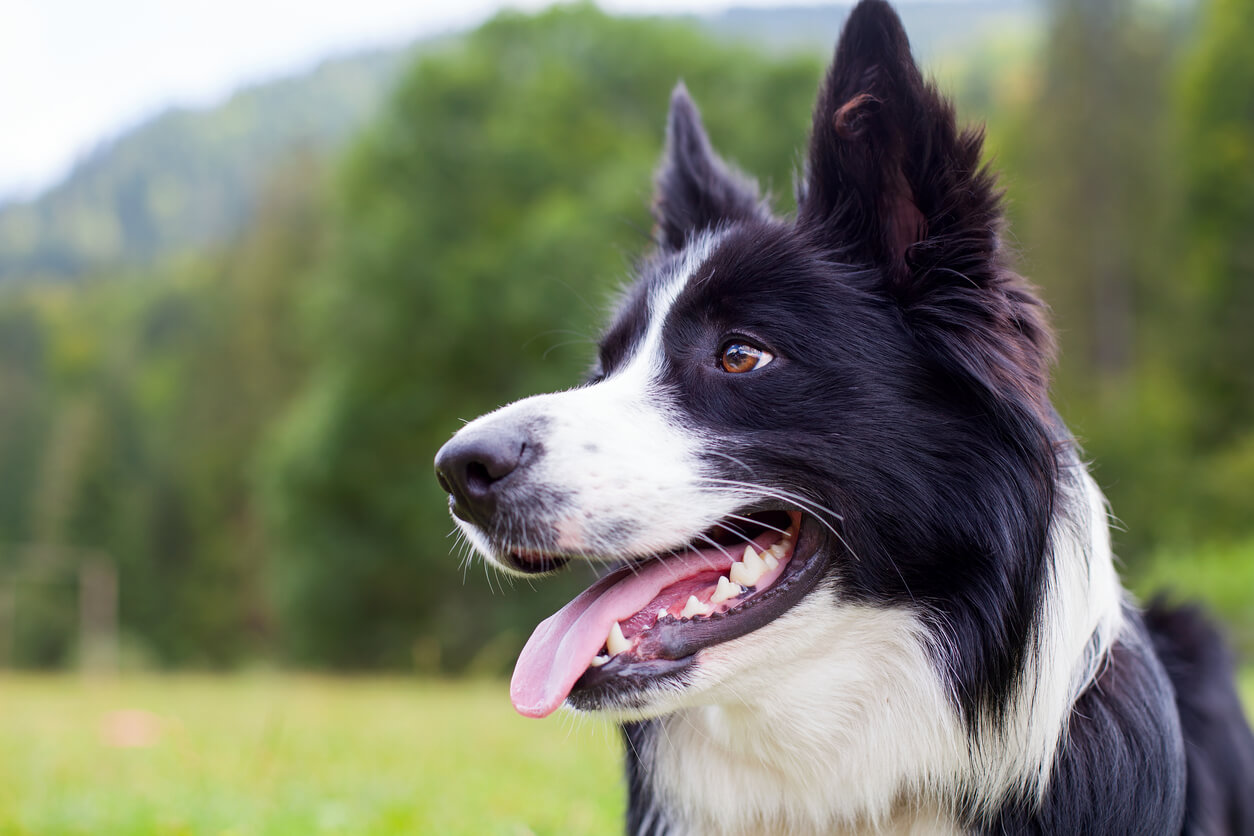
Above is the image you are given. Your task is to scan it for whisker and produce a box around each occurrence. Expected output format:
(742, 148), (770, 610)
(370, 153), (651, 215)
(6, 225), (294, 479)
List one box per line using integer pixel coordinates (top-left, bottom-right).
(695, 478), (858, 563)
(702, 448), (758, 478)
(542, 339), (596, 360)
(720, 513), (789, 537)
(690, 533), (736, 571)
(697, 481), (847, 538)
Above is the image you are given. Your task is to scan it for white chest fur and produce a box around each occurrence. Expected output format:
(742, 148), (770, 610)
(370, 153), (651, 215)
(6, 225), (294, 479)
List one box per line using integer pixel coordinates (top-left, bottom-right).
(644, 601), (969, 835)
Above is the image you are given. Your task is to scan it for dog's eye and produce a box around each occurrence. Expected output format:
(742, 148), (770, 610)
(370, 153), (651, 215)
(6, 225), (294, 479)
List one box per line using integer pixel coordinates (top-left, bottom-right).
(720, 341), (773, 374)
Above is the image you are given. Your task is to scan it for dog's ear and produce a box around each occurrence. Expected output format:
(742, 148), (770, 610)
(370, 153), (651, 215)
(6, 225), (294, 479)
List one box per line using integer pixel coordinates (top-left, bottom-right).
(799, 0), (1054, 408)
(797, 0), (939, 278)
(652, 83), (763, 251)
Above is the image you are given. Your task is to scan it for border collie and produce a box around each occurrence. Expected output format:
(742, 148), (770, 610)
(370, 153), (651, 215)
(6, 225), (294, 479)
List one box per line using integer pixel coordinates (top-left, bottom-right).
(434, 2), (1254, 832)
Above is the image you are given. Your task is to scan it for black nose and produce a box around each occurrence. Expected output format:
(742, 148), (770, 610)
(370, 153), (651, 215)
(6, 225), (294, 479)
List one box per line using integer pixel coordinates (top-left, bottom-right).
(434, 425), (528, 528)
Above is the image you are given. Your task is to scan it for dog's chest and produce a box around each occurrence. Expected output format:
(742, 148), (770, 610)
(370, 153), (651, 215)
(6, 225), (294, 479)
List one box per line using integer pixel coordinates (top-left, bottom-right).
(636, 707), (966, 836)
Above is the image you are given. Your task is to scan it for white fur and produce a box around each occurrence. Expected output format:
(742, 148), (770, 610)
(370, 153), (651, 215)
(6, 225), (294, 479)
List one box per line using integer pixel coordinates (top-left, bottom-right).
(641, 594), (969, 835)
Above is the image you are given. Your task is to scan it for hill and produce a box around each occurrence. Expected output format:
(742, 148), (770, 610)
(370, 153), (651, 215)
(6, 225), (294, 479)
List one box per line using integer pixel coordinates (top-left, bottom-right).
(0, 47), (416, 282)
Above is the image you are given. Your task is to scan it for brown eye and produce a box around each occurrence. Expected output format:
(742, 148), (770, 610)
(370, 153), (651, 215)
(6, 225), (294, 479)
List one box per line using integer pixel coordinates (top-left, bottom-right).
(720, 342), (774, 374)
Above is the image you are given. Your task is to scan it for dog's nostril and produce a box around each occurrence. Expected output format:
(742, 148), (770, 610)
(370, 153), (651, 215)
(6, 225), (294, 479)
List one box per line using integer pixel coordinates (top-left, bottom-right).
(464, 460), (494, 498)
(434, 426), (530, 524)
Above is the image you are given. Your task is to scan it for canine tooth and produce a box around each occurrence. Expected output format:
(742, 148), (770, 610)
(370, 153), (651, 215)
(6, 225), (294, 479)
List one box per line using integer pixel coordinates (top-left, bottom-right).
(607, 621), (630, 656)
(681, 595), (712, 619)
(764, 553), (779, 571)
(657, 608), (669, 621)
(590, 654), (610, 667)
(730, 546), (766, 586)
(710, 575), (743, 605)
(729, 560), (756, 588)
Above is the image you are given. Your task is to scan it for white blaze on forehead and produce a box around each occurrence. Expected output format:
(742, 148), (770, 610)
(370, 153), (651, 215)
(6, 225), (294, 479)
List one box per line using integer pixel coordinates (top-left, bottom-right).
(449, 228), (750, 564)
(633, 229), (724, 380)
(527, 228), (737, 555)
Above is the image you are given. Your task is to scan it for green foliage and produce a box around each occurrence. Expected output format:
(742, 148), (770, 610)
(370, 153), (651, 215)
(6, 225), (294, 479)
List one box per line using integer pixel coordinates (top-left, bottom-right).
(0, 158), (324, 666)
(262, 5), (822, 669)
(998, 0), (1254, 564)
(1171, 0), (1254, 449)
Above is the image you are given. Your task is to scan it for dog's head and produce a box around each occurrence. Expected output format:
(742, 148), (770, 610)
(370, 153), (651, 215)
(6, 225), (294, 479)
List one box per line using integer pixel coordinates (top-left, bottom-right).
(435, 0), (1058, 724)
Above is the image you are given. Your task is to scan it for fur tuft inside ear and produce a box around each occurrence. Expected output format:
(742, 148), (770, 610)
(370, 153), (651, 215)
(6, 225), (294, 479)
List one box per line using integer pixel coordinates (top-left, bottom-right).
(652, 83), (764, 251)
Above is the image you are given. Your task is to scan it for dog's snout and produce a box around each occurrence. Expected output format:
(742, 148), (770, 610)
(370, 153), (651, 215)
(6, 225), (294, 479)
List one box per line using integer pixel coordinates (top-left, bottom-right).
(434, 425), (528, 527)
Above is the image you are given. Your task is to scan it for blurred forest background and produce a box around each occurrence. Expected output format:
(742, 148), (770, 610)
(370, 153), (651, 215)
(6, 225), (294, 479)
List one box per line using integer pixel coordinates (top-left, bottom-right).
(0, 0), (1250, 675)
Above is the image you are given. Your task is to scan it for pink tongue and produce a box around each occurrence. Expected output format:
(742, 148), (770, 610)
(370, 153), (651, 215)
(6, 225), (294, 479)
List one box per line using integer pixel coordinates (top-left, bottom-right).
(510, 545), (734, 718)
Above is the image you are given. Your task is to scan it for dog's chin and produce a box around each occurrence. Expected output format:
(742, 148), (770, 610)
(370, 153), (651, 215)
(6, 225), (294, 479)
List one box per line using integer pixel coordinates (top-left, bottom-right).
(493, 512), (834, 719)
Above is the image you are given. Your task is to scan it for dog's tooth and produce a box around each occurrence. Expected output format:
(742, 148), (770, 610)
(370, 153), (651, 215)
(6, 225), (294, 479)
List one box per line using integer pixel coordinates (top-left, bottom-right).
(729, 560), (756, 588)
(681, 595), (712, 619)
(763, 552), (779, 571)
(590, 654), (610, 667)
(731, 546), (766, 586)
(710, 575), (743, 605)
(607, 621), (630, 656)
(657, 608), (669, 622)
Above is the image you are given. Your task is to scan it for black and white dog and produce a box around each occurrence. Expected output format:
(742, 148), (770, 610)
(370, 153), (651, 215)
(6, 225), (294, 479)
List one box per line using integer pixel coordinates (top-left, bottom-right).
(435, 1), (1254, 832)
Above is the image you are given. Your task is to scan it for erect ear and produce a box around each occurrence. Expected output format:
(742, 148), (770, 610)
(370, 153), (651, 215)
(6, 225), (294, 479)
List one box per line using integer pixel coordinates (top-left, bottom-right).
(800, 0), (1055, 411)
(797, 0), (993, 287)
(652, 83), (764, 251)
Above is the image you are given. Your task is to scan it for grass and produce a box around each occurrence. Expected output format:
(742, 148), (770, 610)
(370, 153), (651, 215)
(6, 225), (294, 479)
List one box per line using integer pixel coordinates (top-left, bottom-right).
(0, 672), (1250, 835)
(0, 676), (621, 836)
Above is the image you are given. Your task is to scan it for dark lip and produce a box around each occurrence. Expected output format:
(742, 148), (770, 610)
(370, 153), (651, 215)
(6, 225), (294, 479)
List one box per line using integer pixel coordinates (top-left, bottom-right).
(502, 551), (571, 574)
(566, 515), (830, 711)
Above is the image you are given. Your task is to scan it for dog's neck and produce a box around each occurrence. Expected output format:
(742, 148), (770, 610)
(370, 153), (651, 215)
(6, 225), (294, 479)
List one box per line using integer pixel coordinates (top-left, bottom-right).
(629, 468), (1126, 836)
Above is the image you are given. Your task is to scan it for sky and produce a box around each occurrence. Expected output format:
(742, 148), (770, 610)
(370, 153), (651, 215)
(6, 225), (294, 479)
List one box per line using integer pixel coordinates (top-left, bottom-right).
(0, 0), (858, 203)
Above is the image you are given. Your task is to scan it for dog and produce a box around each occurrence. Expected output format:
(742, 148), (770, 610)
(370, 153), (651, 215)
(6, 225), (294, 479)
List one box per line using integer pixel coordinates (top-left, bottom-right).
(434, 1), (1254, 832)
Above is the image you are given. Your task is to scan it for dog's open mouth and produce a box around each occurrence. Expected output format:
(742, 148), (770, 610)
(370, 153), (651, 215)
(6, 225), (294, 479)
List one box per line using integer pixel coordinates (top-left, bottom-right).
(509, 510), (828, 717)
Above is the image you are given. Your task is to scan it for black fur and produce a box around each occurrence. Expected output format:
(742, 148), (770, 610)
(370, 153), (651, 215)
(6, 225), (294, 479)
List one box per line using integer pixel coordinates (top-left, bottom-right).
(1146, 601), (1254, 836)
(624, 721), (670, 836)
(651, 84), (764, 253)
(985, 607), (1188, 834)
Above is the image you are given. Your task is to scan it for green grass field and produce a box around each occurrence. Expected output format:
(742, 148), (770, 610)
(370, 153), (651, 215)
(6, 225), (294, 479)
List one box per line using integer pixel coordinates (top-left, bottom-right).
(0, 672), (1250, 835)
(0, 676), (621, 836)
